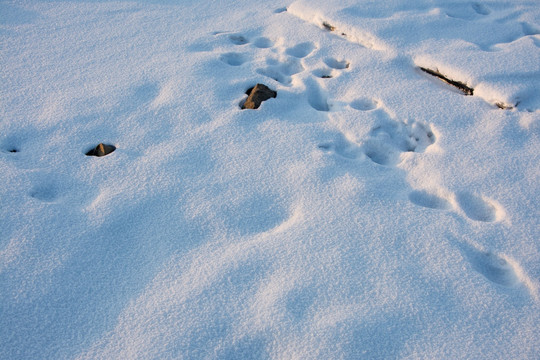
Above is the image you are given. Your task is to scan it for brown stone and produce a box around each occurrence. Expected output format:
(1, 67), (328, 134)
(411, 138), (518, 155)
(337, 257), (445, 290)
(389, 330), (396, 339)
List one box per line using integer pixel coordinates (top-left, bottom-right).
(241, 84), (277, 109)
(86, 143), (116, 157)
(323, 22), (335, 31)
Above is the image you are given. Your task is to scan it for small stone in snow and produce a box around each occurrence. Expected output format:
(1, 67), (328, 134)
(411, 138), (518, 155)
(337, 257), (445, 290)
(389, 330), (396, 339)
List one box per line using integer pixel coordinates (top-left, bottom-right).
(241, 84), (277, 110)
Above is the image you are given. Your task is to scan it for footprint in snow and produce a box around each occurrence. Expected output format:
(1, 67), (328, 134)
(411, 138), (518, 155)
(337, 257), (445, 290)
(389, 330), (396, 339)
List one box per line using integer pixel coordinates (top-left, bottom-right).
(456, 191), (502, 222)
(220, 52), (248, 66)
(318, 133), (362, 160)
(362, 118), (436, 166)
(1, 132), (33, 156)
(30, 182), (61, 202)
(253, 37), (273, 49)
(256, 57), (304, 86)
(312, 67), (337, 79)
(350, 97), (378, 111)
(285, 42), (316, 58)
(473, 251), (520, 287)
(458, 242), (522, 288)
(450, 239), (538, 299)
(362, 138), (400, 166)
(306, 78), (331, 112)
(444, 2), (491, 20)
(324, 57), (350, 70)
(228, 34), (249, 45)
(472, 2), (491, 16)
(409, 189), (507, 225)
(318, 106), (435, 165)
(2, 145), (20, 154)
(1, 137), (21, 153)
(312, 58), (349, 79)
(256, 68), (292, 86)
(409, 190), (452, 210)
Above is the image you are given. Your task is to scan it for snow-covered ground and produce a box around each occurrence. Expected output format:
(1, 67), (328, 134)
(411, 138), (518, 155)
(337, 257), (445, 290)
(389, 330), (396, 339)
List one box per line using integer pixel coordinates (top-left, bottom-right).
(1, 0), (539, 358)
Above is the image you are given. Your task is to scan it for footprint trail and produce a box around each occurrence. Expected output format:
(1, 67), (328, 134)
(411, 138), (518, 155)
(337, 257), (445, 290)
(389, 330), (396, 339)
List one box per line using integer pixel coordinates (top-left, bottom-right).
(409, 190), (451, 210)
(362, 117), (436, 166)
(455, 240), (539, 301)
(456, 192), (501, 222)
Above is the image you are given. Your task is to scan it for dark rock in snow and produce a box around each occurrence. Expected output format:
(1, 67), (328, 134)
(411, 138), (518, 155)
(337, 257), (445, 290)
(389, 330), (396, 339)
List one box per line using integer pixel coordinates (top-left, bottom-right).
(241, 84), (277, 109)
(323, 22), (335, 31)
(86, 143), (116, 157)
(495, 102), (513, 110)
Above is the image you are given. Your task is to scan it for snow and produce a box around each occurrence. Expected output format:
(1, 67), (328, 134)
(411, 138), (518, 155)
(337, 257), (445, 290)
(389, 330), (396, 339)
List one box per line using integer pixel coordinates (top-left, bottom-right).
(1, 0), (539, 358)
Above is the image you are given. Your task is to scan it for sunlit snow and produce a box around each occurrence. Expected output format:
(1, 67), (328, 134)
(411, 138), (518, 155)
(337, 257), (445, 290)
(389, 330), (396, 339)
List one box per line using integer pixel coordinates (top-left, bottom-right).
(1, 0), (539, 359)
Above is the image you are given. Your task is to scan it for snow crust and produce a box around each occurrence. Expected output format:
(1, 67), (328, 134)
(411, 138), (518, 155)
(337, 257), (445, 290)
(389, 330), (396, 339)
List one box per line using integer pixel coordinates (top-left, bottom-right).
(1, 0), (539, 358)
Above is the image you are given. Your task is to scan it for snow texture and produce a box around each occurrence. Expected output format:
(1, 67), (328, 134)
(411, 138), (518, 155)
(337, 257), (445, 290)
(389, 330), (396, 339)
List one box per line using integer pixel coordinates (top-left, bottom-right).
(1, 0), (539, 359)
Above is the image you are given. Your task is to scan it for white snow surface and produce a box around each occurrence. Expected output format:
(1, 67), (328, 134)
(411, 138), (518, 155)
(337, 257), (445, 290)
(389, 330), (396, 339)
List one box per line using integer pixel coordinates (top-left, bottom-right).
(1, 0), (540, 358)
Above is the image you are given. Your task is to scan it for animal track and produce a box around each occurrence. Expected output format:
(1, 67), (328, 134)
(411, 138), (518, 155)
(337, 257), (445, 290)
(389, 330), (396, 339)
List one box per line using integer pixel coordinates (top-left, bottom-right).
(312, 68), (336, 79)
(458, 242), (522, 288)
(362, 119), (436, 166)
(407, 189), (507, 225)
(2, 145), (19, 153)
(253, 37), (273, 48)
(285, 42), (316, 58)
(1, 132), (30, 155)
(456, 192), (500, 222)
(306, 78), (330, 111)
(324, 57), (350, 70)
(473, 251), (520, 287)
(472, 2), (491, 16)
(30, 182), (60, 202)
(228, 34), (249, 45)
(452, 240), (539, 300)
(1, 138), (20, 153)
(220, 52), (248, 66)
(318, 133), (362, 160)
(444, 2), (491, 20)
(312, 57), (349, 79)
(256, 68), (292, 86)
(350, 98), (378, 111)
(257, 57), (304, 86)
(363, 139), (399, 165)
(277, 58), (305, 76)
(409, 190), (451, 210)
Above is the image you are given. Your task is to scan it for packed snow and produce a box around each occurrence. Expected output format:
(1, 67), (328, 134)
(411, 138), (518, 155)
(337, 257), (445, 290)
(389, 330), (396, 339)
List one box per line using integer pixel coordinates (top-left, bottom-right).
(1, 0), (539, 358)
